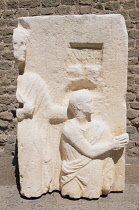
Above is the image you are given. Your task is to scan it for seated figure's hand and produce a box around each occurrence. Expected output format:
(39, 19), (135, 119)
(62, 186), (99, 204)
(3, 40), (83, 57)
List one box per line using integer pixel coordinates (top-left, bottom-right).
(112, 133), (129, 150)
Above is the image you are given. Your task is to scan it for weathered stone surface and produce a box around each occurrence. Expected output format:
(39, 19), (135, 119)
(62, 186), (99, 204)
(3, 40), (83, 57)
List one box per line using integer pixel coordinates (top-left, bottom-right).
(137, 22), (139, 30)
(131, 117), (139, 125)
(0, 136), (6, 146)
(129, 49), (139, 58)
(105, 2), (120, 10)
(129, 133), (139, 141)
(41, 7), (55, 15)
(79, 0), (91, 5)
(0, 87), (16, 95)
(0, 0), (5, 10)
(19, 0), (40, 8)
(0, 105), (8, 112)
(119, 10), (129, 19)
(94, 0), (108, 3)
(42, 0), (60, 7)
(0, 112), (13, 121)
(127, 126), (136, 134)
(128, 57), (138, 65)
(131, 84), (139, 93)
(128, 141), (136, 149)
(135, 76), (139, 85)
(15, 9), (28, 18)
(136, 91), (139, 102)
(137, 0), (139, 8)
(127, 109), (138, 119)
(3, 10), (14, 19)
(126, 92), (136, 101)
(8, 104), (17, 112)
(13, 14), (128, 198)
(4, 143), (15, 153)
(0, 29), (4, 36)
(127, 119), (131, 126)
(28, 8), (40, 16)
(126, 21), (134, 29)
(129, 30), (139, 39)
(0, 120), (9, 129)
(127, 147), (139, 156)
(2, 52), (14, 60)
(62, 0), (75, 5)
(0, 96), (13, 105)
(95, 3), (103, 10)
(128, 66), (139, 74)
(0, 77), (11, 86)
(5, 127), (17, 136)
(79, 6), (91, 14)
(6, 69), (18, 79)
(127, 75), (135, 91)
(123, 1), (135, 10)
(137, 40), (139, 48)
(0, 62), (12, 70)
(129, 9), (139, 21)
(55, 5), (76, 15)
(3, 36), (13, 44)
(3, 28), (13, 36)
(128, 40), (135, 48)
(130, 102), (139, 109)
(7, 135), (16, 144)
(0, 45), (4, 51)
(6, 19), (17, 27)
(0, 71), (8, 81)
(7, 0), (18, 9)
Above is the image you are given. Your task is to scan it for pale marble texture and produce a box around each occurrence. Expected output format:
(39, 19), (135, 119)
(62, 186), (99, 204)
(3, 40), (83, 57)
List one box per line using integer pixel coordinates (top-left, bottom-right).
(17, 72), (67, 197)
(13, 14), (128, 198)
(61, 90), (129, 199)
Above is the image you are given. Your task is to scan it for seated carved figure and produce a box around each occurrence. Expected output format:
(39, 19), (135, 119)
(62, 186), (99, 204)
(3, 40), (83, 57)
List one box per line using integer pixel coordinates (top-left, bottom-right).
(60, 89), (129, 199)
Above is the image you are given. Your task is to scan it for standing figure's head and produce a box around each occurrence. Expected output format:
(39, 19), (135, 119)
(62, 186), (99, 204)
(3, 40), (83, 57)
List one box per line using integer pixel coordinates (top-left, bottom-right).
(69, 89), (94, 116)
(13, 25), (30, 62)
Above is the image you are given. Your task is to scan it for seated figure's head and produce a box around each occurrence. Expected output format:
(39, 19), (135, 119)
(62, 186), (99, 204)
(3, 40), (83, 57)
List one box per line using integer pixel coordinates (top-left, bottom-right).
(69, 89), (93, 115)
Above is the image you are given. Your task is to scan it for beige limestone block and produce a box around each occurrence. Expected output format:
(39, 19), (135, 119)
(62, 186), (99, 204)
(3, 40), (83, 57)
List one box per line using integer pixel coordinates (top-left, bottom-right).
(13, 14), (128, 198)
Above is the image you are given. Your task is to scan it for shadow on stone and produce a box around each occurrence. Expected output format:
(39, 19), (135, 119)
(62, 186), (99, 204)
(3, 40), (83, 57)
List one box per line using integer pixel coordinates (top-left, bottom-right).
(12, 140), (20, 193)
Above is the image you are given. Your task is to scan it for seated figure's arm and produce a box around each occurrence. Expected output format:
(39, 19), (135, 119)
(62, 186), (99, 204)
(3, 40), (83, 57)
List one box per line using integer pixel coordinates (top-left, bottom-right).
(63, 123), (129, 159)
(74, 135), (128, 159)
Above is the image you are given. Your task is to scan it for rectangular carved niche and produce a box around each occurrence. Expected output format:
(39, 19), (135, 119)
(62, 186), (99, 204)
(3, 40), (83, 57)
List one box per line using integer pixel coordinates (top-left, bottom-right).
(68, 42), (103, 66)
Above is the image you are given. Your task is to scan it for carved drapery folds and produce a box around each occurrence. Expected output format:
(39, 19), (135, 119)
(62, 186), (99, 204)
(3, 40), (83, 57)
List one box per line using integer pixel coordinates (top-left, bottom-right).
(13, 15), (128, 198)
(60, 90), (128, 199)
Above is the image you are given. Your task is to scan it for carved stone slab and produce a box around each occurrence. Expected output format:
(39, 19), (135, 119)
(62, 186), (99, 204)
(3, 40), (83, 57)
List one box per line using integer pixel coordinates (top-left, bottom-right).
(13, 15), (128, 198)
